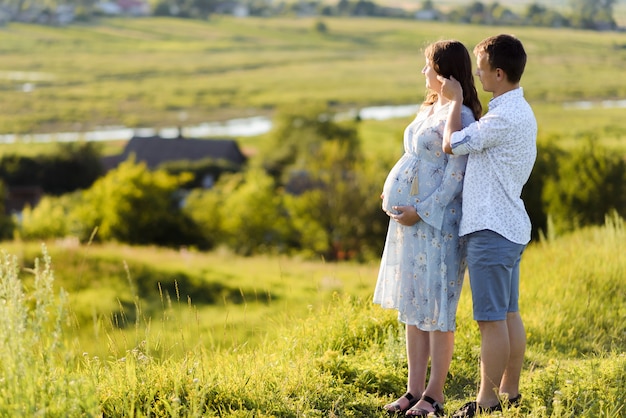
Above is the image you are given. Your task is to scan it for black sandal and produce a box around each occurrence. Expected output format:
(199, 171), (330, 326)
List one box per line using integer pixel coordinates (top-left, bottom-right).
(405, 395), (444, 417)
(384, 392), (419, 415)
(452, 394), (522, 417)
(508, 393), (522, 407)
(451, 401), (501, 417)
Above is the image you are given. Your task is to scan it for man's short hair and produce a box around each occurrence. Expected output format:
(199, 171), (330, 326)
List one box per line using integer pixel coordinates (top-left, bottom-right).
(474, 34), (527, 83)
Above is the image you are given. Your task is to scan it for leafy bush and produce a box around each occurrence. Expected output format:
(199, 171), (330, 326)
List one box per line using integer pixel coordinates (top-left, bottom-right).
(542, 137), (626, 234)
(522, 138), (564, 239)
(216, 169), (293, 255)
(71, 159), (200, 246)
(522, 135), (626, 239)
(181, 187), (225, 250)
(18, 192), (81, 240)
(256, 104), (389, 260)
(18, 158), (222, 248)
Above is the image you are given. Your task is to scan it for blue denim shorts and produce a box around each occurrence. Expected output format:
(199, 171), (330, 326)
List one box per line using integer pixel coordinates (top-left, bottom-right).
(466, 229), (526, 321)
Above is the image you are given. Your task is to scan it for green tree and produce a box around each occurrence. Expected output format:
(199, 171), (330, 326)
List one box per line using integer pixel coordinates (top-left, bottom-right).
(421, 0), (434, 10)
(284, 139), (388, 260)
(569, 0), (616, 29)
(0, 142), (103, 195)
(260, 103), (361, 184)
(154, 0), (218, 18)
(466, 1), (486, 24)
(490, 3), (513, 23)
(182, 186), (227, 250)
(259, 104), (389, 260)
(525, 3), (569, 27)
(336, 0), (352, 16)
(41, 142), (104, 195)
(217, 169), (293, 255)
(314, 19), (328, 34)
(0, 154), (40, 186)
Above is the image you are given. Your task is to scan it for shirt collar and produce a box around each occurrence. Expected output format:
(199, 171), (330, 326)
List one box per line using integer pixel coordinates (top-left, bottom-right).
(488, 87), (524, 109)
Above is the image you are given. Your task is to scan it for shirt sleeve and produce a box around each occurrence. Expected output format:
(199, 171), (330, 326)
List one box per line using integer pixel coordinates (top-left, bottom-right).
(451, 110), (509, 155)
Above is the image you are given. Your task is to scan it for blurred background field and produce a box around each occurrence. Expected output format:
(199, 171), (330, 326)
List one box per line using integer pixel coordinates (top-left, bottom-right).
(0, 17), (625, 143)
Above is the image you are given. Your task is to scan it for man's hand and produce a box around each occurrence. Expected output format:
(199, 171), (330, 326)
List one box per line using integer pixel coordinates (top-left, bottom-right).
(391, 205), (421, 226)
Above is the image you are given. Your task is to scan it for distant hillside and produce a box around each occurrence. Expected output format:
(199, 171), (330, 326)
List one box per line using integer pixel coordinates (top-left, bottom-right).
(381, 0), (626, 26)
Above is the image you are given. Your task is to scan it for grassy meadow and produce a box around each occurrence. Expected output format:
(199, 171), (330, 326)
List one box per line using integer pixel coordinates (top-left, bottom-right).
(0, 18), (625, 146)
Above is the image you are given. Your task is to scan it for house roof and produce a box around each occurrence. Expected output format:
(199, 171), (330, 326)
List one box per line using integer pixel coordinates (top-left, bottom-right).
(105, 135), (247, 171)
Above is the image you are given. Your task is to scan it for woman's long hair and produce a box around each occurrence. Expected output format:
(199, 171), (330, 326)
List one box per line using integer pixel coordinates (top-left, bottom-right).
(423, 40), (482, 120)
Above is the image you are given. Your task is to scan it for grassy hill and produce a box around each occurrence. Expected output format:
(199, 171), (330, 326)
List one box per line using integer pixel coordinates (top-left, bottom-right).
(0, 215), (624, 416)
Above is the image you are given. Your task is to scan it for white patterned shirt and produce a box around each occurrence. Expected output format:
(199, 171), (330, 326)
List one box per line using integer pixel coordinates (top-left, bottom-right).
(450, 88), (537, 244)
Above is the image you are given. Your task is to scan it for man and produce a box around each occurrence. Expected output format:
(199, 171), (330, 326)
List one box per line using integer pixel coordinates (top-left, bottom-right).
(438, 34), (537, 418)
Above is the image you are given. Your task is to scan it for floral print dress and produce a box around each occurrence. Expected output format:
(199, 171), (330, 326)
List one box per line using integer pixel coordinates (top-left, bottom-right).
(374, 103), (475, 331)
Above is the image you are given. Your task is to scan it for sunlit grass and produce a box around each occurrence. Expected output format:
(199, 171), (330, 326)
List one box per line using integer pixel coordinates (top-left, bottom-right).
(1, 240), (380, 357)
(0, 215), (623, 415)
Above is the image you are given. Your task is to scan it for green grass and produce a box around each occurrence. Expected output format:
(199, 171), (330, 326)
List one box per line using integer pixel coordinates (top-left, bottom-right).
(0, 216), (624, 416)
(1, 241), (380, 356)
(0, 17), (625, 137)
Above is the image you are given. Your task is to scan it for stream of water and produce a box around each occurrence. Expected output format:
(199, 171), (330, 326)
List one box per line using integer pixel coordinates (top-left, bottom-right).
(0, 100), (623, 144)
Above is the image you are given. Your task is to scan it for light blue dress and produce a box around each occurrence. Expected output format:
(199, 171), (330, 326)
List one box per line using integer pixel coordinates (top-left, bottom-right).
(374, 103), (475, 332)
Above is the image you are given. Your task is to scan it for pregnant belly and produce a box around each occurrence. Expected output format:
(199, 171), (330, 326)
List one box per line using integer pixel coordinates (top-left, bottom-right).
(381, 163), (416, 214)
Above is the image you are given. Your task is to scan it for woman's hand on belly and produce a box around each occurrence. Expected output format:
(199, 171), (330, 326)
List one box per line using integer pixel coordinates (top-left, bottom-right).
(390, 205), (421, 226)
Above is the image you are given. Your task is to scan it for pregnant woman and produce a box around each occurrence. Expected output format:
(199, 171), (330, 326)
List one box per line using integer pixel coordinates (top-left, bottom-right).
(374, 40), (482, 417)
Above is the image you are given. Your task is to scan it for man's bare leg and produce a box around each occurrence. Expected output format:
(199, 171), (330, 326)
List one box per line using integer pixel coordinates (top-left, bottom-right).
(500, 312), (526, 399)
(476, 320), (509, 407)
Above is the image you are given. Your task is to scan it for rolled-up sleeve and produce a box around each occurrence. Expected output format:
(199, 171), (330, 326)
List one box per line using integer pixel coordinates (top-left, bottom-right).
(451, 112), (507, 155)
(450, 130), (472, 155)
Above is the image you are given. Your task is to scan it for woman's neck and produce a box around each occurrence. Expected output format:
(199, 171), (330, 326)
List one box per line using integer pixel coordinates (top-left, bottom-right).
(432, 96), (450, 112)
(438, 96), (450, 106)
